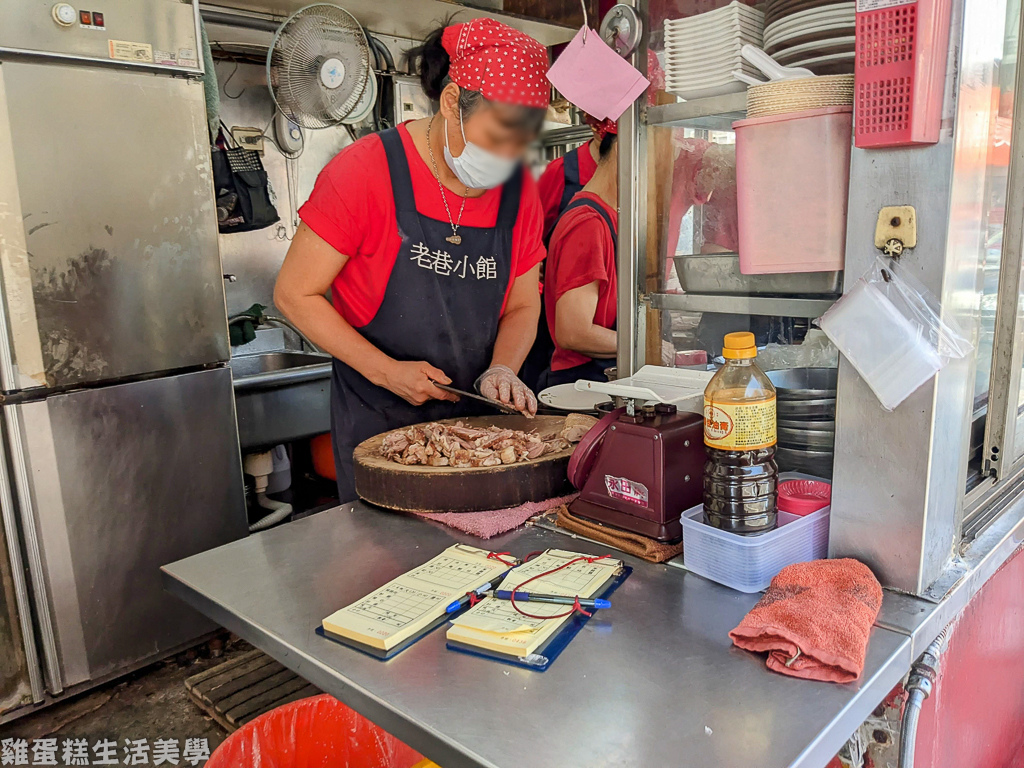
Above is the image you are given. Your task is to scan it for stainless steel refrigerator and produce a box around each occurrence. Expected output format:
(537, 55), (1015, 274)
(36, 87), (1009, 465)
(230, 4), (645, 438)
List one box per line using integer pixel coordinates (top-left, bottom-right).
(0, 0), (247, 712)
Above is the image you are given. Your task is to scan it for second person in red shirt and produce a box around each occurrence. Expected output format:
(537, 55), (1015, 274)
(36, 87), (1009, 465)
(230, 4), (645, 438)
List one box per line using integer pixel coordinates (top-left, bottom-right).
(539, 122), (619, 390)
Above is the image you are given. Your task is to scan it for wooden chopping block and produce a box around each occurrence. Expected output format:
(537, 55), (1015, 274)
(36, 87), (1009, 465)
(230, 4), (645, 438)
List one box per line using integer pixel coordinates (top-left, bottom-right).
(353, 415), (574, 513)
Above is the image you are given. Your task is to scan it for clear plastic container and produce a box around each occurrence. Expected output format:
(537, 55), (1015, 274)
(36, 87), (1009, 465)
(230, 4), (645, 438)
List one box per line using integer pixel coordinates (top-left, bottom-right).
(703, 332), (778, 534)
(733, 106), (852, 274)
(682, 473), (830, 593)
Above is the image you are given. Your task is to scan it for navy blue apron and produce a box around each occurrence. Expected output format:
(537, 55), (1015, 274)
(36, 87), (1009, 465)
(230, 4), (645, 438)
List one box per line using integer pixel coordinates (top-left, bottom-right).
(330, 127), (522, 501)
(559, 145), (585, 212)
(537, 195), (617, 391)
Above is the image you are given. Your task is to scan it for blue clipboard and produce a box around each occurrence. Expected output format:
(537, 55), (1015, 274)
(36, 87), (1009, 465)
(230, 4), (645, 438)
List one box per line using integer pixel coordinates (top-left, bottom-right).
(445, 565), (632, 671)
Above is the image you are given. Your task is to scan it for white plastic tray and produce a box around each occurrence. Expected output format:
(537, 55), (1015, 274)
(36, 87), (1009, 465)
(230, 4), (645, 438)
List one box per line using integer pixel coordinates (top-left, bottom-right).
(573, 365), (713, 413)
(681, 472), (830, 593)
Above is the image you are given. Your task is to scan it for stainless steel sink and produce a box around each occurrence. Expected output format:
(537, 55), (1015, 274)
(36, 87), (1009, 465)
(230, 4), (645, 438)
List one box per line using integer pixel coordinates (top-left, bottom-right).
(230, 351), (331, 389)
(229, 352), (332, 450)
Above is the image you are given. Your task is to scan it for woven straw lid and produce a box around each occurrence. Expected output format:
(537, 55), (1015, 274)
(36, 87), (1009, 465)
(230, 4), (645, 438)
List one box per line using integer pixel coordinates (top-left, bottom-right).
(745, 74), (854, 118)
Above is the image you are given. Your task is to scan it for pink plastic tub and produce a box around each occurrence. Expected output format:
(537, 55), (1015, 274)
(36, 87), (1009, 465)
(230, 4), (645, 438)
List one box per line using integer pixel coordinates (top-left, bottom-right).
(734, 106), (852, 275)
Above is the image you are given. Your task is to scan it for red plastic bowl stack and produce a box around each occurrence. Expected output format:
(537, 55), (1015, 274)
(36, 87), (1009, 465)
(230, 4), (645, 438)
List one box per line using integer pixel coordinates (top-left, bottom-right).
(778, 479), (832, 516)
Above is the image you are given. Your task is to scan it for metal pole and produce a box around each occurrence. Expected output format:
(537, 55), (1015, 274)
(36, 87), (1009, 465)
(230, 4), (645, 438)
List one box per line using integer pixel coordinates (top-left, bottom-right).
(616, 0), (649, 378)
(200, 6), (282, 33)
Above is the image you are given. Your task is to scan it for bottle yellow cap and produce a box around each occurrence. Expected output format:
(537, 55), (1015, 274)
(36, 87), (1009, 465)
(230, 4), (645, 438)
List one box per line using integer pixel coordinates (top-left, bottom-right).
(722, 332), (757, 360)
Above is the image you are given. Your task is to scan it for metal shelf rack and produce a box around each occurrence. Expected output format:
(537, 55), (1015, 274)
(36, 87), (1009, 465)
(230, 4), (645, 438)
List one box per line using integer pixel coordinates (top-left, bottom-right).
(645, 91), (748, 130)
(646, 292), (837, 318)
(616, 29), (839, 372)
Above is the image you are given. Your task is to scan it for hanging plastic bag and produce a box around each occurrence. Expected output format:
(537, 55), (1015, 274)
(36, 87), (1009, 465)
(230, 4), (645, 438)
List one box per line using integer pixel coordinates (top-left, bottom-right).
(818, 256), (972, 410)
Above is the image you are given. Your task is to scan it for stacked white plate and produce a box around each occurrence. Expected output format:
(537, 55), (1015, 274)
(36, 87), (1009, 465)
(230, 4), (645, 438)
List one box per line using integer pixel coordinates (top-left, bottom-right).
(664, 1), (765, 100)
(763, 1), (856, 75)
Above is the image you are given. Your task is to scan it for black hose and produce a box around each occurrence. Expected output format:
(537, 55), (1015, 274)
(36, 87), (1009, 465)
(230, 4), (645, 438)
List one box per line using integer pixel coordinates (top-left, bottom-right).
(369, 35), (396, 72)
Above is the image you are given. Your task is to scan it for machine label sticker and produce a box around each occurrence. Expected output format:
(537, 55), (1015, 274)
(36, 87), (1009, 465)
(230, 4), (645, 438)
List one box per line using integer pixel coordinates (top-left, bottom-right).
(704, 396), (777, 451)
(856, 0), (915, 11)
(154, 49), (178, 66)
(108, 40), (154, 63)
(178, 47), (199, 68)
(605, 475), (649, 507)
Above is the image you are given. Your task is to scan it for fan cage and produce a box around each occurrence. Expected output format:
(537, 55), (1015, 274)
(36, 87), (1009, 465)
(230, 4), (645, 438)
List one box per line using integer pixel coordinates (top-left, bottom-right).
(267, 3), (371, 129)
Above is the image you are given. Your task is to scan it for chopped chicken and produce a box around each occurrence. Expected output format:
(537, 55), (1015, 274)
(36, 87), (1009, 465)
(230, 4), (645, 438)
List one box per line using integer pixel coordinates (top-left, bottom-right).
(380, 419), (586, 468)
(560, 413), (599, 443)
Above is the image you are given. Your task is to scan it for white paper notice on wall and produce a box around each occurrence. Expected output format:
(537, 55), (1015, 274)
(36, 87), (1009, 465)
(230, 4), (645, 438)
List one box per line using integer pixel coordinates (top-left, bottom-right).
(856, 0), (915, 11)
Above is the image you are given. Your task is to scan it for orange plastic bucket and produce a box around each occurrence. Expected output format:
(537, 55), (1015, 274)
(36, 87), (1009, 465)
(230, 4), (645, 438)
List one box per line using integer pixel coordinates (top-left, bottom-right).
(206, 694), (426, 768)
(310, 433), (336, 481)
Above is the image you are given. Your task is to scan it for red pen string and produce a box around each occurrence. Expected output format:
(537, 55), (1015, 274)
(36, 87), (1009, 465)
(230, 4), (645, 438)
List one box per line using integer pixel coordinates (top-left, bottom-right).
(487, 551), (517, 567)
(462, 553), (517, 608)
(507, 554), (611, 620)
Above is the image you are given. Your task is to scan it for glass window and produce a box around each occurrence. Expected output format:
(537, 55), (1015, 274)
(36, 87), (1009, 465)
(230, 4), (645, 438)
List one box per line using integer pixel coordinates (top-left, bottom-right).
(631, 0), (853, 483)
(968, 0), (1019, 490)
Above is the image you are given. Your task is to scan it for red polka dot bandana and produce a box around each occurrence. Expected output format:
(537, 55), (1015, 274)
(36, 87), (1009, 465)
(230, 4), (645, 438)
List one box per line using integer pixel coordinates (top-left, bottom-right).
(442, 19), (550, 109)
(584, 113), (618, 140)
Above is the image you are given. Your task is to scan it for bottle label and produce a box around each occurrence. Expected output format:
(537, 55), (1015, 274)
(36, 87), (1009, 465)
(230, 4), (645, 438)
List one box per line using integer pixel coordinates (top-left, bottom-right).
(704, 395), (777, 450)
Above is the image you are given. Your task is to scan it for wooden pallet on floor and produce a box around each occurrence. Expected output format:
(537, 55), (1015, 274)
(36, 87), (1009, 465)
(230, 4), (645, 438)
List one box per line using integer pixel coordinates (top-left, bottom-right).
(185, 649), (320, 732)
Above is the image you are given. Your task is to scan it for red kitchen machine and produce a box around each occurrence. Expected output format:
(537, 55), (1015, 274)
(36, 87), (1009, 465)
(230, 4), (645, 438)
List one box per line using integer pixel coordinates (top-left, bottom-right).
(566, 368), (710, 542)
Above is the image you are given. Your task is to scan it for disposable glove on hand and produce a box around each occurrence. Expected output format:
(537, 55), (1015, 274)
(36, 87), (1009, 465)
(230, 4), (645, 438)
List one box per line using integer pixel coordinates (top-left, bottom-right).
(475, 365), (538, 417)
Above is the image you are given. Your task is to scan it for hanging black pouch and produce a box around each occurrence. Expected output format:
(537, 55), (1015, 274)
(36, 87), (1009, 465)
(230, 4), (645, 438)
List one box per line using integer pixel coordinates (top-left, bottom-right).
(225, 147), (279, 231)
(212, 129), (279, 233)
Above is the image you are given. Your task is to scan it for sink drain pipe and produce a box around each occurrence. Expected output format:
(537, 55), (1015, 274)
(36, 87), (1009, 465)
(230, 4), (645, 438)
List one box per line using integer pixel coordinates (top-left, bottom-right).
(250, 493), (293, 532)
(243, 450), (294, 532)
(898, 627), (948, 768)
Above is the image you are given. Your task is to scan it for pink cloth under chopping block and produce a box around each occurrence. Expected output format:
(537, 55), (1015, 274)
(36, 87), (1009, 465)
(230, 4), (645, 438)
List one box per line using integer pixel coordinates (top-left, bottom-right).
(410, 494), (579, 539)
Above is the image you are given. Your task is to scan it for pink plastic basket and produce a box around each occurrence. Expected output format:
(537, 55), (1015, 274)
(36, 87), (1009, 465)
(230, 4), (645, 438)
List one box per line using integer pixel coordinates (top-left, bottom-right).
(854, 0), (953, 148)
(734, 106), (852, 275)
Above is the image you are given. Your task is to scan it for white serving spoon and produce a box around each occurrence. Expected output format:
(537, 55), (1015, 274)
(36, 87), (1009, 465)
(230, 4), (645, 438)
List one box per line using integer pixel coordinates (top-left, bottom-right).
(733, 70), (768, 86)
(741, 44), (815, 81)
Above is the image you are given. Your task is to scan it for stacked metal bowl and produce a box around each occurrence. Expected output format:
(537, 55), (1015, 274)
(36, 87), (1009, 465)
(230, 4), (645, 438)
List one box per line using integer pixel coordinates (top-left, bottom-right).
(768, 368), (836, 478)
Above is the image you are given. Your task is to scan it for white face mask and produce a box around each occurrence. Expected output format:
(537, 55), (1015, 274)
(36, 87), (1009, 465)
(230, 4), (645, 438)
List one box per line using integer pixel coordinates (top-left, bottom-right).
(443, 107), (518, 190)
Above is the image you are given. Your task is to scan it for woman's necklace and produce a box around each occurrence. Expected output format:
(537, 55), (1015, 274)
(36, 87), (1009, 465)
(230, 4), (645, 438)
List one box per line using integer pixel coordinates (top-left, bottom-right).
(426, 117), (467, 246)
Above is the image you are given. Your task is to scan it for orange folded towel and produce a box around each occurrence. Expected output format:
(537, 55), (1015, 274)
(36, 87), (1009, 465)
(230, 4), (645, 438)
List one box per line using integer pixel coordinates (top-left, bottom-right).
(728, 558), (882, 683)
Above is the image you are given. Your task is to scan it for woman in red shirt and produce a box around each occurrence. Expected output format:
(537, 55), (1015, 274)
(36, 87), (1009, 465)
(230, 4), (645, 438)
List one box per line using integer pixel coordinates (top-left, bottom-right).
(536, 123), (600, 243)
(540, 123), (618, 389)
(274, 19), (549, 500)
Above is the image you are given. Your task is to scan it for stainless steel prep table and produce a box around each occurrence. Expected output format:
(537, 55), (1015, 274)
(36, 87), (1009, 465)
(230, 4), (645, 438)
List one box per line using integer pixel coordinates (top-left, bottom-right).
(162, 504), (913, 768)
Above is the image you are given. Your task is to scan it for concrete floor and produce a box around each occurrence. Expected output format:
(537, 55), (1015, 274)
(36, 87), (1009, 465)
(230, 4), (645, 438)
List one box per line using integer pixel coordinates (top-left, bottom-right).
(0, 634), (254, 755)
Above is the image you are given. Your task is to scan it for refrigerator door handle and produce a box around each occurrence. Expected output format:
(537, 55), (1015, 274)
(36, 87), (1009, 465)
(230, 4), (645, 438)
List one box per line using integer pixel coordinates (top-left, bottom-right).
(5, 407), (65, 695)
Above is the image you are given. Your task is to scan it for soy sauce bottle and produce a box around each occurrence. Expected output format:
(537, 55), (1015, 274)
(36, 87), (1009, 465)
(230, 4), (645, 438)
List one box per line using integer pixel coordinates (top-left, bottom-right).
(702, 332), (778, 534)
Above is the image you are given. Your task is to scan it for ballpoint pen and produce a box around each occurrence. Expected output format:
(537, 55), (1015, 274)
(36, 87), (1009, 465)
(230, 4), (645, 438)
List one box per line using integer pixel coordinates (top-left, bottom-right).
(489, 591), (611, 610)
(445, 572), (510, 614)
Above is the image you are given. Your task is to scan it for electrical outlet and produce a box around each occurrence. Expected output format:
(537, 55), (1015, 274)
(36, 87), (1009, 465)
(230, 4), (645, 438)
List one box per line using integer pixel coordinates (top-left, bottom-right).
(231, 127), (265, 154)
